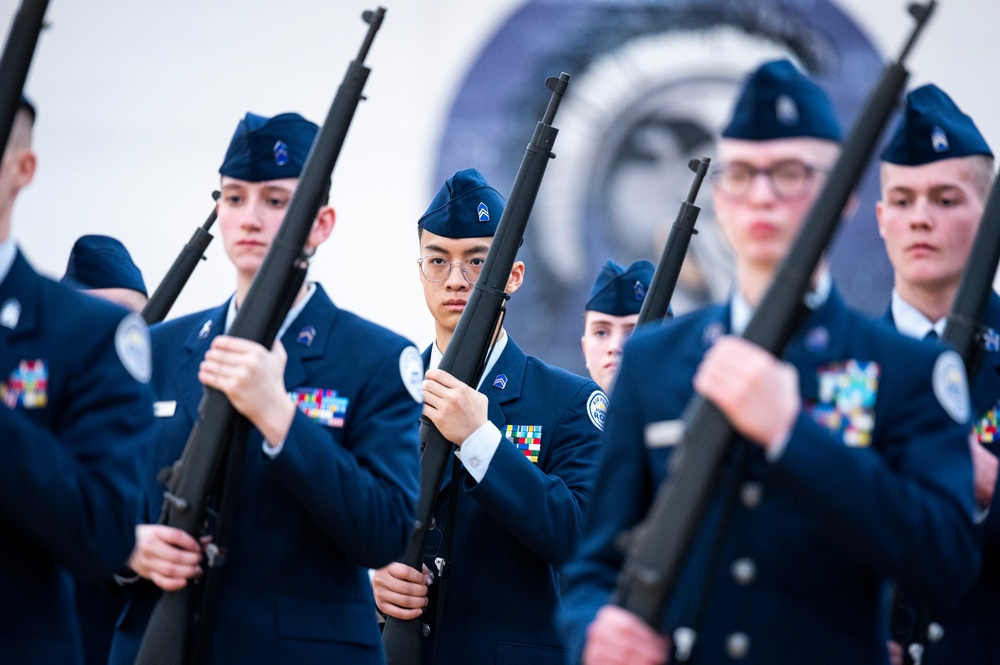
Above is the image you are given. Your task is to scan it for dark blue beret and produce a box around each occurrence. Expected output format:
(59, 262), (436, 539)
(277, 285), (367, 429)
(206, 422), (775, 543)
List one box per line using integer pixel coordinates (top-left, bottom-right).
(585, 260), (655, 316)
(882, 84), (992, 166)
(61, 235), (147, 296)
(418, 168), (505, 238)
(219, 112), (319, 182)
(722, 59), (841, 142)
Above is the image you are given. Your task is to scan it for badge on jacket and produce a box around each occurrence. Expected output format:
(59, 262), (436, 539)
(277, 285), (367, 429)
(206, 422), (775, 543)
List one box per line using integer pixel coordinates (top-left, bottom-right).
(805, 359), (879, 447)
(290, 387), (349, 428)
(2, 359), (48, 409)
(505, 424), (542, 463)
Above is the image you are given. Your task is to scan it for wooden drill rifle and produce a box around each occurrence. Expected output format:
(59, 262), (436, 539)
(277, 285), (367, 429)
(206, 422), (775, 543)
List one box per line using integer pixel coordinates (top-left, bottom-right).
(636, 157), (711, 326)
(382, 72), (570, 665)
(612, 1), (936, 646)
(141, 192), (220, 325)
(134, 8), (386, 665)
(0, 0), (47, 158)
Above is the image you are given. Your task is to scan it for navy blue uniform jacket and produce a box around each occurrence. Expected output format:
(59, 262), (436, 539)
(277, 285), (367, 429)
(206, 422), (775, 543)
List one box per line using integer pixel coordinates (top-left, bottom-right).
(888, 292), (1000, 664)
(0, 250), (153, 664)
(419, 338), (604, 665)
(561, 290), (980, 665)
(110, 284), (421, 665)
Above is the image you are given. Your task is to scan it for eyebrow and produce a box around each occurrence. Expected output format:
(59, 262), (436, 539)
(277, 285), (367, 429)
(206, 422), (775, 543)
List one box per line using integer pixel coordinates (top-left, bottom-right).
(423, 242), (491, 257)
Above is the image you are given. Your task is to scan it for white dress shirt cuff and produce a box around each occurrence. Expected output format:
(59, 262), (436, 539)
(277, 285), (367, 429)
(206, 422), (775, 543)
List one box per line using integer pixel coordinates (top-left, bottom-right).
(262, 437), (285, 458)
(455, 421), (502, 483)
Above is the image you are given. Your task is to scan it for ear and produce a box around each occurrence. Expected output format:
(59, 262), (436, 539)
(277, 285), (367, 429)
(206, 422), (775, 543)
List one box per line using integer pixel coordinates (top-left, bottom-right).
(15, 149), (36, 189)
(505, 260), (524, 296)
(306, 205), (336, 251)
(875, 200), (886, 239)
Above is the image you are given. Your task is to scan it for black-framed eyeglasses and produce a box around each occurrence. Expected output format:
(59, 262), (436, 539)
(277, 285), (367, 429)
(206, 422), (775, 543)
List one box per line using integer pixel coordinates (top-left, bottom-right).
(711, 159), (825, 201)
(417, 255), (486, 283)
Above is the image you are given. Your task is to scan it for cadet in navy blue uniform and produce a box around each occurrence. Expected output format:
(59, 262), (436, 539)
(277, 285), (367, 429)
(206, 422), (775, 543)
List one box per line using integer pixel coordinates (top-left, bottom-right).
(581, 260), (654, 391)
(108, 112), (422, 665)
(559, 61), (981, 665)
(60, 233), (150, 665)
(372, 169), (606, 664)
(62, 234), (149, 313)
(876, 85), (1000, 665)
(0, 98), (154, 663)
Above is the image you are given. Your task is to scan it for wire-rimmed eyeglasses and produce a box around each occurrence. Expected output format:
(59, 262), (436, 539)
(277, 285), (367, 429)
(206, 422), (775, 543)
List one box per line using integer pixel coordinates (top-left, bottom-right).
(710, 159), (825, 201)
(417, 255), (486, 283)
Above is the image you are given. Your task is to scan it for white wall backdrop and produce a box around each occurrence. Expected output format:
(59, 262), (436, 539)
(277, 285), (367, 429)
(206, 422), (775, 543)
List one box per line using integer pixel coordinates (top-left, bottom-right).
(2, 0), (998, 351)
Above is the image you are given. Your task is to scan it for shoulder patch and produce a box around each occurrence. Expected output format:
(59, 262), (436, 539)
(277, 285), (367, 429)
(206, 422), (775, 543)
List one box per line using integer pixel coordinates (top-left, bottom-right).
(399, 345), (424, 403)
(587, 389), (609, 431)
(115, 313), (151, 384)
(933, 350), (970, 424)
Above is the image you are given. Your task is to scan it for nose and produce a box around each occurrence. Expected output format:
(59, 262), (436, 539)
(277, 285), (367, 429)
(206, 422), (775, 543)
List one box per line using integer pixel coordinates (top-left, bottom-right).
(444, 261), (469, 290)
(909, 197), (932, 229)
(240, 198), (265, 230)
(607, 331), (625, 355)
(746, 171), (777, 206)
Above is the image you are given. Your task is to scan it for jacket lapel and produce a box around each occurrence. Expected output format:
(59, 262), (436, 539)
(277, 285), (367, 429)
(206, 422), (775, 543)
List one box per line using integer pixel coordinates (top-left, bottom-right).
(174, 302), (229, 424)
(0, 252), (42, 378)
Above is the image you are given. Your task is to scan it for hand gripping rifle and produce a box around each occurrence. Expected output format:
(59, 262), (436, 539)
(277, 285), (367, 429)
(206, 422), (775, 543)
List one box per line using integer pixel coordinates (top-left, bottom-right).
(891, 140), (1000, 665)
(0, 0), (48, 159)
(636, 157), (711, 327)
(141, 192), (221, 325)
(381, 72), (570, 665)
(612, 2), (936, 653)
(133, 8), (386, 665)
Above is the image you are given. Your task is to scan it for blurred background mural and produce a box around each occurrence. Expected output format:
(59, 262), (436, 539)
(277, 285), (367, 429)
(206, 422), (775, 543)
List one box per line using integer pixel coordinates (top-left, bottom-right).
(3, 0), (998, 376)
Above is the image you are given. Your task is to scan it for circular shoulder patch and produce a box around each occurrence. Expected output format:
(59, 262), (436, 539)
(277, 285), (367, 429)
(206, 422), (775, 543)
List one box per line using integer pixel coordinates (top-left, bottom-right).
(115, 313), (152, 384)
(587, 389), (609, 431)
(399, 345), (425, 403)
(932, 350), (970, 424)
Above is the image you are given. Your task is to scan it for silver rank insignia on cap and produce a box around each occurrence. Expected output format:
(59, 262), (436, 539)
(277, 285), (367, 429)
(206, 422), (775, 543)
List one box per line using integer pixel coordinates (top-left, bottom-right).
(477, 202), (489, 222)
(634, 280), (646, 301)
(776, 95), (799, 126)
(931, 125), (949, 153)
(198, 319), (213, 339)
(273, 140), (289, 166)
(587, 389), (609, 431)
(0, 298), (20, 329)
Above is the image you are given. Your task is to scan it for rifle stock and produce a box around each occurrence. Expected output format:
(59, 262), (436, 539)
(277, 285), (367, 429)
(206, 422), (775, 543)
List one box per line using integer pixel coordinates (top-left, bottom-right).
(0, 0), (48, 159)
(382, 72), (571, 665)
(134, 9), (386, 665)
(636, 157), (711, 326)
(142, 193), (220, 325)
(613, 0), (936, 633)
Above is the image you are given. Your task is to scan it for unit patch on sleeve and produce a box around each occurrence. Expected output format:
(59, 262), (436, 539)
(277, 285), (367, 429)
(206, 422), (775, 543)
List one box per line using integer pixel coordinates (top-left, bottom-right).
(933, 350), (970, 424)
(115, 313), (152, 384)
(587, 390), (609, 431)
(290, 387), (349, 428)
(399, 346), (425, 403)
(2, 359), (48, 409)
(804, 359), (879, 447)
(504, 424), (542, 463)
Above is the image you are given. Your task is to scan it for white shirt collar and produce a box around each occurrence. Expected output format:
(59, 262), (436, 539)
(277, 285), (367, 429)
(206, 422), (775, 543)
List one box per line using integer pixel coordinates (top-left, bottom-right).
(730, 269), (832, 336)
(429, 329), (509, 390)
(890, 289), (945, 340)
(224, 282), (317, 341)
(0, 238), (17, 286)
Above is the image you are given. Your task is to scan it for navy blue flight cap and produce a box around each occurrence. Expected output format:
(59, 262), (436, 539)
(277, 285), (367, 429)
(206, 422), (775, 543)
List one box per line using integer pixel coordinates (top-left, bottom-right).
(722, 59), (841, 142)
(881, 84), (993, 166)
(418, 168), (505, 238)
(585, 260), (655, 316)
(61, 235), (147, 296)
(219, 112), (319, 182)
